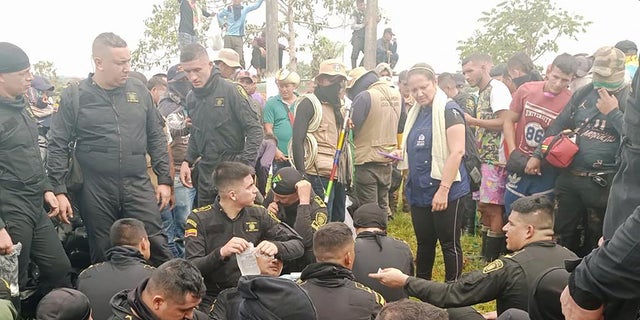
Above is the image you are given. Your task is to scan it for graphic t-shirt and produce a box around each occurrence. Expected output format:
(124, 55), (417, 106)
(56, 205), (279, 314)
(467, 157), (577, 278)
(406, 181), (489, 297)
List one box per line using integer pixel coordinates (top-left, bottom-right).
(475, 79), (512, 164)
(511, 81), (572, 156)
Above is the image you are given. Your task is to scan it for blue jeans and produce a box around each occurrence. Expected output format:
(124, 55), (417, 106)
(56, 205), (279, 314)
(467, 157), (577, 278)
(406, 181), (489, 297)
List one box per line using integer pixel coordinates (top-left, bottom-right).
(161, 175), (197, 258)
(308, 175), (346, 222)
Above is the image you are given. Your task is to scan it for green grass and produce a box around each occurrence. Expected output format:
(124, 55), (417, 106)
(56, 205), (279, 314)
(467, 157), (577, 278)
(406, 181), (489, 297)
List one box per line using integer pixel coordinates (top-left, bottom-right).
(387, 211), (496, 314)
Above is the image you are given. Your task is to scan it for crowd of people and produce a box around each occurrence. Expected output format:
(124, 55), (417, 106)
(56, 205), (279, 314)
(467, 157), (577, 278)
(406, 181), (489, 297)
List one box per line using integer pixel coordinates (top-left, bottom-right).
(2, 0), (640, 319)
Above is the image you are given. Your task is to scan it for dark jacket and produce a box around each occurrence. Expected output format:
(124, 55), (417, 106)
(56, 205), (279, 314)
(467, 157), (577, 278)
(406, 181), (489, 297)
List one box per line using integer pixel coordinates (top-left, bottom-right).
(209, 286), (241, 320)
(404, 240), (577, 315)
(263, 190), (328, 273)
(352, 231), (414, 302)
(184, 198), (304, 308)
(178, 0), (211, 36)
(158, 91), (190, 173)
(299, 262), (384, 320)
(0, 95), (50, 228)
(109, 278), (209, 320)
(47, 76), (172, 195)
(185, 69), (263, 205)
(77, 246), (154, 320)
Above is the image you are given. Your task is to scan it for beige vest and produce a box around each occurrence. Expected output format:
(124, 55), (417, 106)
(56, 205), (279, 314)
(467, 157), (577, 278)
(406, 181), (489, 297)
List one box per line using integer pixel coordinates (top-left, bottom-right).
(308, 102), (340, 177)
(354, 81), (401, 165)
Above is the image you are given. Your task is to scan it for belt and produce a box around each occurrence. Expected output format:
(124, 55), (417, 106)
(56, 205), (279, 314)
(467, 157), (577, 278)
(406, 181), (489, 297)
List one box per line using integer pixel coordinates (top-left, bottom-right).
(570, 170), (614, 177)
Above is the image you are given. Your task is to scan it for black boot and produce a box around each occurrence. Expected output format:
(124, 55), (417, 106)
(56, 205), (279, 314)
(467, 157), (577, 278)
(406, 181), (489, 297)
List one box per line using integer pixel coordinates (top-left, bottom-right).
(480, 226), (488, 261)
(484, 232), (506, 262)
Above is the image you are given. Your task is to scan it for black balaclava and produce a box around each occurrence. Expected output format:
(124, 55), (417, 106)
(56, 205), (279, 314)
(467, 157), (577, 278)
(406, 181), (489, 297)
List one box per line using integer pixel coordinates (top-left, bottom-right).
(314, 81), (342, 107)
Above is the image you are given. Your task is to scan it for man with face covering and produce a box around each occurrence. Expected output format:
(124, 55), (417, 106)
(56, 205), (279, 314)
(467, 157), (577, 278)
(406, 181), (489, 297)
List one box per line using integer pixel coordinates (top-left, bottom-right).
(290, 59), (351, 223)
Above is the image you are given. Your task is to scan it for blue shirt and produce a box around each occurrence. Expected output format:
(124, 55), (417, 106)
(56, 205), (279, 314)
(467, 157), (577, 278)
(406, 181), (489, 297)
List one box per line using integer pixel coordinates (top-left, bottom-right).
(217, 0), (265, 36)
(406, 102), (470, 207)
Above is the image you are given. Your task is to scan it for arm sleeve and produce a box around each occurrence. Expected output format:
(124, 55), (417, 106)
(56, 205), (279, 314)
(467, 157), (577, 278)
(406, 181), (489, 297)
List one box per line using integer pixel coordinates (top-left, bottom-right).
(606, 108), (625, 136)
(262, 99), (276, 124)
(146, 94), (173, 186)
(245, 0), (264, 12)
(397, 99), (408, 134)
(46, 87), (75, 195)
(209, 290), (228, 320)
(444, 105), (465, 129)
(184, 95), (200, 165)
(231, 85), (264, 166)
(404, 261), (512, 308)
(259, 139), (276, 169)
(261, 209), (304, 261)
(293, 196), (328, 249)
(570, 206), (640, 309)
(184, 214), (227, 274)
(351, 92), (372, 133)
(291, 99), (315, 174)
(489, 80), (512, 113)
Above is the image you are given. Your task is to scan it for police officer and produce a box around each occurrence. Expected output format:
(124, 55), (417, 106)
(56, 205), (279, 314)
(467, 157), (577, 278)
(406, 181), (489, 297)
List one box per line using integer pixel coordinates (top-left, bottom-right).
(0, 42), (71, 306)
(370, 195), (577, 319)
(264, 167), (328, 273)
(299, 222), (385, 320)
(178, 43), (263, 207)
(47, 33), (173, 266)
(77, 218), (154, 320)
(184, 161), (304, 311)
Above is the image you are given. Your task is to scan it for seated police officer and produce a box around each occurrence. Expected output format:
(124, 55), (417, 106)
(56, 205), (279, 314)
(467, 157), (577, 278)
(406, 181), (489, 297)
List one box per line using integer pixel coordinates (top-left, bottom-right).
(264, 167), (328, 273)
(77, 218), (154, 320)
(184, 161), (304, 311)
(299, 222), (385, 320)
(370, 195), (577, 319)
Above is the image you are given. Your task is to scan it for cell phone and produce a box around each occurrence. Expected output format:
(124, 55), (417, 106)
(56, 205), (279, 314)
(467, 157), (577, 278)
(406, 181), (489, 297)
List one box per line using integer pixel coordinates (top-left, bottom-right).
(378, 151), (403, 161)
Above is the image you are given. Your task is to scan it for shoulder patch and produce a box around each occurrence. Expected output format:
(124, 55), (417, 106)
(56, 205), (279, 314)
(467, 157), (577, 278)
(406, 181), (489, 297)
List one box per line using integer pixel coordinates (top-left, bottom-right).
(354, 282), (386, 305)
(267, 210), (282, 223)
(185, 228), (198, 238)
(482, 259), (504, 274)
(236, 84), (250, 100)
(143, 264), (156, 270)
(311, 212), (328, 231)
(192, 205), (212, 213)
(126, 91), (139, 103)
(186, 218), (198, 228)
(313, 195), (327, 208)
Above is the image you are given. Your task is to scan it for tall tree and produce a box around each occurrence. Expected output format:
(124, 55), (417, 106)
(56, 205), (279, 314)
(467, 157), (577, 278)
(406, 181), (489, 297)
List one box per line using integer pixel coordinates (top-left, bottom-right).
(457, 0), (591, 64)
(297, 35), (346, 79)
(33, 61), (58, 81)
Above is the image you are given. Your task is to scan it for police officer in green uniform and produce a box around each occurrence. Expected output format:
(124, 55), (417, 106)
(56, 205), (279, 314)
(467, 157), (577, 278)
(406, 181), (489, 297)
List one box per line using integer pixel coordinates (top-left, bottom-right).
(184, 161), (304, 311)
(0, 42), (71, 308)
(263, 167), (328, 273)
(370, 195), (577, 319)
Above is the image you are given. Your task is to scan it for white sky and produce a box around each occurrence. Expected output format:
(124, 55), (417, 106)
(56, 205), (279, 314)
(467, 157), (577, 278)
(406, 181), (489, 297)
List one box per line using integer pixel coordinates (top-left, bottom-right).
(1, 0), (638, 78)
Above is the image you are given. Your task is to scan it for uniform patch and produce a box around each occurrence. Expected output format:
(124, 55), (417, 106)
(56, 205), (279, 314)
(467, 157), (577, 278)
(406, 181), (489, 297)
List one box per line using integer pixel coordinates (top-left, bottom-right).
(482, 259), (504, 274)
(186, 218), (197, 228)
(193, 205), (212, 213)
(268, 211), (282, 223)
(214, 97), (225, 107)
(236, 85), (250, 100)
(185, 228), (198, 238)
(311, 212), (328, 231)
(126, 92), (139, 103)
(246, 221), (259, 232)
(313, 195), (327, 208)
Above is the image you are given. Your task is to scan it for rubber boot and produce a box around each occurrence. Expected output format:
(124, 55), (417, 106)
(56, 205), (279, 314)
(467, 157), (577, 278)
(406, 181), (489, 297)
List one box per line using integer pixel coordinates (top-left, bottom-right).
(480, 226), (489, 261)
(484, 231), (507, 262)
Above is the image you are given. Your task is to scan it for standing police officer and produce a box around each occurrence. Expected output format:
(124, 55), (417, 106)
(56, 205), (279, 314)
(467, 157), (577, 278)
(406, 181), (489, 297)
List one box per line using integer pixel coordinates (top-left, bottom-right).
(0, 42), (71, 306)
(47, 33), (173, 266)
(178, 43), (263, 207)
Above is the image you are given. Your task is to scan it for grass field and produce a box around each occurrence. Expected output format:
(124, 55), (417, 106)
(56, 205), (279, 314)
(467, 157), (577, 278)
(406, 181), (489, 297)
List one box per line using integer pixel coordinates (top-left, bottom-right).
(386, 210), (496, 314)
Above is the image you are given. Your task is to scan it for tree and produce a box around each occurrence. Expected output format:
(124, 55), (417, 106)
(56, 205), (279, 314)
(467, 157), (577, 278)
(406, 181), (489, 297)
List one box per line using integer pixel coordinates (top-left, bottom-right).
(132, 0), (212, 72)
(33, 61), (58, 81)
(297, 35), (346, 79)
(457, 0), (592, 64)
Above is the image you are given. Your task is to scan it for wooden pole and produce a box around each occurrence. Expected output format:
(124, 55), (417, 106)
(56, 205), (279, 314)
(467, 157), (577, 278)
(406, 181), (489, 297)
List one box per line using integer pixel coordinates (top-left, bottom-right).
(363, 0), (378, 70)
(265, 0), (279, 76)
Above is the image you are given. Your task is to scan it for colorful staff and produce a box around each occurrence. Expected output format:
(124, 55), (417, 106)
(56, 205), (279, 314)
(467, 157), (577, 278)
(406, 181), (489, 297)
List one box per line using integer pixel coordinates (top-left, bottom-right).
(324, 103), (353, 203)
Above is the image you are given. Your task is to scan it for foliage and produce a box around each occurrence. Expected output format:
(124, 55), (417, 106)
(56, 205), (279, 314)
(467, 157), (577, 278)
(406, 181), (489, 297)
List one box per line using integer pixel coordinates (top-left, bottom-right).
(296, 36), (345, 79)
(33, 61), (58, 81)
(457, 0), (591, 65)
(132, 0), (212, 72)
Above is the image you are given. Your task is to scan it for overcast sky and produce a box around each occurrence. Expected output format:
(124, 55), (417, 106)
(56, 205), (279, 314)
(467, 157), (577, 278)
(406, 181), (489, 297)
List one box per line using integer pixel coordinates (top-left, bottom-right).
(1, 0), (638, 78)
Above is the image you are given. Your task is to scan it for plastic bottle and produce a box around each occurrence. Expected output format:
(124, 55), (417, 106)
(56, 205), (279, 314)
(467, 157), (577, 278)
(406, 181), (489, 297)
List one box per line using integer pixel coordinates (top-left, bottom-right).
(236, 242), (260, 275)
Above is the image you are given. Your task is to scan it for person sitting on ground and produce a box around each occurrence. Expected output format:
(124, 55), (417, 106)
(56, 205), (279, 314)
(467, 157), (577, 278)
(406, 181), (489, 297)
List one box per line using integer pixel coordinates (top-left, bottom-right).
(237, 275), (317, 320)
(351, 203), (414, 302)
(299, 222), (385, 320)
(77, 218), (154, 320)
(264, 167), (328, 273)
(36, 288), (93, 320)
(109, 258), (209, 320)
(209, 251), (285, 319)
(369, 195), (577, 320)
(376, 299), (448, 320)
(184, 161), (304, 311)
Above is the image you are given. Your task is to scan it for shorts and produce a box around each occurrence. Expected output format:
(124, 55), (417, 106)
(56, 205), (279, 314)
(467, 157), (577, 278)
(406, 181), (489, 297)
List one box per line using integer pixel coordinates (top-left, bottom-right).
(472, 163), (507, 205)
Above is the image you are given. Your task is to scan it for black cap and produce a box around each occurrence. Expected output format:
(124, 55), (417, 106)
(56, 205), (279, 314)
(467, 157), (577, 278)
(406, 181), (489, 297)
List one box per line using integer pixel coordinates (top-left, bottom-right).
(31, 76), (54, 91)
(36, 288), (92, 320)
(615, 40), (638, 54)
(271, 167), (304, 196)
(0, 42), (30, 74)
(238, 275), (317, 320)
(383, 28), (394, 36)
(352, 203), (387, 229)
(168, 64), (187, 81)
